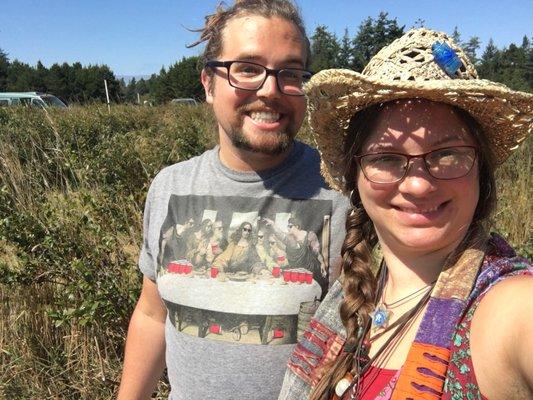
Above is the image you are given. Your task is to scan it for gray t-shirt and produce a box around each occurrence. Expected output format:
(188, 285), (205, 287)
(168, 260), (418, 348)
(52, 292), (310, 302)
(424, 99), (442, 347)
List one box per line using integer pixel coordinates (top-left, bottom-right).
(139, 141), (350, 400)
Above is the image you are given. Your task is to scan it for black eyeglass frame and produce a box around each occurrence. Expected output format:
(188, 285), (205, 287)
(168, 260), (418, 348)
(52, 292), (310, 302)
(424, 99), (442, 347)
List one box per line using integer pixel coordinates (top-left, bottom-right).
(354, 145), (478, 184)
(205, 60), (313, 97)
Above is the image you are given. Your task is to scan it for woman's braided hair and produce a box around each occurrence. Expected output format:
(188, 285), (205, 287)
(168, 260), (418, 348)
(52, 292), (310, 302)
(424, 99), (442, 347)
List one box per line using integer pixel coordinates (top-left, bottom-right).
(187, 0), (311, 77)
(310, 100), (497, 400)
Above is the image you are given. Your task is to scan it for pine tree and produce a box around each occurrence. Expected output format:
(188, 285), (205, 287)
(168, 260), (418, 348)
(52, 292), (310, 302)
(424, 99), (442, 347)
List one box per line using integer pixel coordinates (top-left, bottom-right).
(310, 25), (340, 72)
(0, 48), (9, 91)
(352, 12), (404, 72)
(463, 36), (481, 65)
(337, 29), (353, 69)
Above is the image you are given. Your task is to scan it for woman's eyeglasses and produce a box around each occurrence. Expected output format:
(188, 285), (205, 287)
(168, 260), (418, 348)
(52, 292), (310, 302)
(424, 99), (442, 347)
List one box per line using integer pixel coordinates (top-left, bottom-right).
(355, 146), (477, 184)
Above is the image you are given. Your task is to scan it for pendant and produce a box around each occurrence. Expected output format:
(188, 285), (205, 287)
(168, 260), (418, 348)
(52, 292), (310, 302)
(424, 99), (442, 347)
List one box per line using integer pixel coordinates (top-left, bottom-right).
(333, 372), (354, 399)
(370, 303), (392, 331)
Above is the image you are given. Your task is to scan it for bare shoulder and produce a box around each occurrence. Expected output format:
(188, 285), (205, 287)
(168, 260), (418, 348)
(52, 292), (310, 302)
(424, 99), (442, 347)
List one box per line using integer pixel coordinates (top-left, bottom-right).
(471, 275), (533, 399)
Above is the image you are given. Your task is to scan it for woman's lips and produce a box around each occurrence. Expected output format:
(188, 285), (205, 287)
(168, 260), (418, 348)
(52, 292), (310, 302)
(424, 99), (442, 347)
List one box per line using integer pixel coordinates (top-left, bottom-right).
(392, 200), (451, 224)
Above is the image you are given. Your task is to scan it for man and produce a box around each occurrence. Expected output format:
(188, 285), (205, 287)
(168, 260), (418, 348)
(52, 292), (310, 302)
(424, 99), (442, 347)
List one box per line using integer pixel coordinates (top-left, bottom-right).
(118, 1), (349, 399)
(211, 221), (264, 273)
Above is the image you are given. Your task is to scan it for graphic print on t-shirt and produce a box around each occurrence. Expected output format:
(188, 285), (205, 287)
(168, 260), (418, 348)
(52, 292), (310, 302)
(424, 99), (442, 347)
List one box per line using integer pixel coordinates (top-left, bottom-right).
(157, 194), (332, 345)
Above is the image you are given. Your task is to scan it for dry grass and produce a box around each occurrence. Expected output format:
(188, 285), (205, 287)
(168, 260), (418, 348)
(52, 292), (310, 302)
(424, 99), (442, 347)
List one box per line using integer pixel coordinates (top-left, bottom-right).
(0, 104), (530, 399)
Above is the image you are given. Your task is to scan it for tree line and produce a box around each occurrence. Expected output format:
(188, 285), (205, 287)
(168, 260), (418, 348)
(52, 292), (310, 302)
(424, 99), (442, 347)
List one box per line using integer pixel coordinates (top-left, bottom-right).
(1, 12), (531, 105)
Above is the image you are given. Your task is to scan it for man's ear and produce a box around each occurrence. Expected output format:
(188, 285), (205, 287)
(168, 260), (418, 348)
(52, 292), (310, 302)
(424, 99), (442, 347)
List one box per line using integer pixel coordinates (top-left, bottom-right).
(201, 69), (214, 104)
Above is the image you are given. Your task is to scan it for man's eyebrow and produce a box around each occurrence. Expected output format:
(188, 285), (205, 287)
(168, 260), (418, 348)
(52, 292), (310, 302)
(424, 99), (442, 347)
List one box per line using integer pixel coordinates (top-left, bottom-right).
(233, 54), (305, 67)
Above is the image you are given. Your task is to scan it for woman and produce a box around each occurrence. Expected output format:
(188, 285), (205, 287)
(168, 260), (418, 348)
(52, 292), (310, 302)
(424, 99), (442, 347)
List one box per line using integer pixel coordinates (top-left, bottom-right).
(279, 29), (532, 400)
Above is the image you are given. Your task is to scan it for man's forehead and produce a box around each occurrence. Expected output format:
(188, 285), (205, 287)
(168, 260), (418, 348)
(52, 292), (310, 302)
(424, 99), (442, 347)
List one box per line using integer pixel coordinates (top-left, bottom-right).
(220, 15), (306, 65)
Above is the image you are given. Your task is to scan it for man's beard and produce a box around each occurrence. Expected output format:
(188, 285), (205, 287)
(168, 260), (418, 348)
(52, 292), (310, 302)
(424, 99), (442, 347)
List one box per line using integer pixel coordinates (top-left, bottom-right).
(229, 129), (293, 156)
(226, 101), (296, 155)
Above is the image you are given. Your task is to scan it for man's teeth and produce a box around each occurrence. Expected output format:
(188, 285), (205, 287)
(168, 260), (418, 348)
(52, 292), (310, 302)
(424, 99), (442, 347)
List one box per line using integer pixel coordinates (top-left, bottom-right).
(250, 111), (281, 123)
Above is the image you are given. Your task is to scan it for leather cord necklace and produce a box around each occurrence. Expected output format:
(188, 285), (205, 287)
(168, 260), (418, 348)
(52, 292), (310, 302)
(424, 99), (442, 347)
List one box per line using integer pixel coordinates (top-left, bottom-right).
(331, 264), (436, 400)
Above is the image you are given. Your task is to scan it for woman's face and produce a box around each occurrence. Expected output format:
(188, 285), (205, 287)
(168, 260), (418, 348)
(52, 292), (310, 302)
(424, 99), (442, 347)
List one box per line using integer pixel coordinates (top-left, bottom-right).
(356, 100), (479, 257)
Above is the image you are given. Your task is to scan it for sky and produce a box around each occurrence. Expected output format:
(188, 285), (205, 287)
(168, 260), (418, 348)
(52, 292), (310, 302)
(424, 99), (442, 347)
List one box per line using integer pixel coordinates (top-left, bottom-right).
(1, 0), (532, 77)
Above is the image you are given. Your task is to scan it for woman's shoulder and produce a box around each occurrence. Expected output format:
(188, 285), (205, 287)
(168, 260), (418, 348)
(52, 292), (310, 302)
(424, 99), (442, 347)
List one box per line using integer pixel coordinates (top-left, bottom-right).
(468, 267), (533, 398)
(470, 233), (532, 299)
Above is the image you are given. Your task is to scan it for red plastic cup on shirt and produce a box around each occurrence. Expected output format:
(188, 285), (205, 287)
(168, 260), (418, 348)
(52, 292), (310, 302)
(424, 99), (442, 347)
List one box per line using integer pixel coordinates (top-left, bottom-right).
(209, 324), (221, 334)
(272, 265), (281, 278)
(210, 266), (219, 278)
(184, 264), (192, 274)
(305, 272), (313, 284)
(273, 329), (284, 339)
(290, 270), (298, 282)
(282, 270), (291, 282)
(298, 271), (306, 283)
(167, 261), (180, 273)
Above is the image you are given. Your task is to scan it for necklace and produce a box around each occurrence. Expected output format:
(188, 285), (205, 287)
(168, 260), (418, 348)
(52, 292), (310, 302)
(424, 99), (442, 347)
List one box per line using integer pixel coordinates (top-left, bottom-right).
(333, 290), (432, 400)
(332, 264), (436, 400)
(370, 275), (435, 331)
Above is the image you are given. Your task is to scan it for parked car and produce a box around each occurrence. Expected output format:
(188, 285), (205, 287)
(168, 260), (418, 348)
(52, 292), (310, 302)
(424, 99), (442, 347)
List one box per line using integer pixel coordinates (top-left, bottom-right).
(170, 98), (198, 106)
(0, 92), (68, 108)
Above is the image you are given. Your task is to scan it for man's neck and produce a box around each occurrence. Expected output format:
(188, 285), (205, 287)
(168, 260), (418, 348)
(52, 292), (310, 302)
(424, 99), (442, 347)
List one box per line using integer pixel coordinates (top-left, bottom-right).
(218, 135), (294, 172)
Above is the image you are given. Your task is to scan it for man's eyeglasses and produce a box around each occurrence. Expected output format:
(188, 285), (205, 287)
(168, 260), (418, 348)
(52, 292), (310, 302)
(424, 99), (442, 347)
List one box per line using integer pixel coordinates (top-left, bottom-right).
(257, 235), (264, 239)
(205, 60), (313, 96)
(355, 146), (477, 184)
(242, 227), (252, 232)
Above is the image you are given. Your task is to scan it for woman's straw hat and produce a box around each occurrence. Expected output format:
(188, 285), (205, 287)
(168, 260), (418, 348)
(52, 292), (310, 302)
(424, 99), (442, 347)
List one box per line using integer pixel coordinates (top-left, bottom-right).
(305, 28), (532, 194)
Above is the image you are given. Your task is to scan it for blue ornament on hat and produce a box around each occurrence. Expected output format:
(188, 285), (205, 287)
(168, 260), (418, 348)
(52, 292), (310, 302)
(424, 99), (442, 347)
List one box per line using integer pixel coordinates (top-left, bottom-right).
(432, 41), (462, 78)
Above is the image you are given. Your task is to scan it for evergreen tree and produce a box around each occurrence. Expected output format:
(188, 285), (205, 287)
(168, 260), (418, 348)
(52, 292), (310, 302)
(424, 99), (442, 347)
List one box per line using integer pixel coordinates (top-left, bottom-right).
(310, 25), (340, 72)
(451, 26), (462, 45)
(352, 12), (404, 72)
(166, 56), (203, 101)
(0, 48), (9, 91)
(463, 36), (481, 65)
(478, 38), (500, 79)
(337, 28), (353, 69)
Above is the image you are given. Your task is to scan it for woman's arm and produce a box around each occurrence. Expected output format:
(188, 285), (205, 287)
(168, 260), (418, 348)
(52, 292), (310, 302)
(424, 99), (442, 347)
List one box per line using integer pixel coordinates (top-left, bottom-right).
(470, 275), (533, 399)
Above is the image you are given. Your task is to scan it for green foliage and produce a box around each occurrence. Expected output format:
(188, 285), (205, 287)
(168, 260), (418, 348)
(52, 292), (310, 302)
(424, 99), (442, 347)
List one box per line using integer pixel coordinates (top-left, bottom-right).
(3, 60), (121, 104)
(0, 48), (9, 91)
(310, 25), (340, 72)
(308, 12), (404, 72)
(351, 12), (404, 71)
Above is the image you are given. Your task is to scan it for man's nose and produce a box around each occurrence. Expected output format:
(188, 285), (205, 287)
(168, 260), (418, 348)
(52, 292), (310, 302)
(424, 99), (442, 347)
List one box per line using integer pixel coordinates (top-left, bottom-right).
(256, 74), (281, 99)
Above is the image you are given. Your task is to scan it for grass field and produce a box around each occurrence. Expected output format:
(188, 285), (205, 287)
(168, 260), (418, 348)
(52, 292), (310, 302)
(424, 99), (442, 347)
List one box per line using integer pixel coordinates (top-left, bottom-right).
(0, 104), (530, 399)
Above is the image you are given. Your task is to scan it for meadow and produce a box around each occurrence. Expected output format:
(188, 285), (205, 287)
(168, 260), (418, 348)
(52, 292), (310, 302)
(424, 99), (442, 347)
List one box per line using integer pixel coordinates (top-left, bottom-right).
(0, 104), (530, 399)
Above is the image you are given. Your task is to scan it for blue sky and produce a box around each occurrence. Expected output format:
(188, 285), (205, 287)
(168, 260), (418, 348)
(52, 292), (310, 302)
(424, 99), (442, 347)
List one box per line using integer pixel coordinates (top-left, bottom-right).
(1, 0), (531, 76)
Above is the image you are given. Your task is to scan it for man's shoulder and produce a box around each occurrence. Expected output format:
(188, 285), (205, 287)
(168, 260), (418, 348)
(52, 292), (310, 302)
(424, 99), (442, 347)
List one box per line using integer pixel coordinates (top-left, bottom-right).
(153, 147), (215, 182)
(294, 140), (320, 164)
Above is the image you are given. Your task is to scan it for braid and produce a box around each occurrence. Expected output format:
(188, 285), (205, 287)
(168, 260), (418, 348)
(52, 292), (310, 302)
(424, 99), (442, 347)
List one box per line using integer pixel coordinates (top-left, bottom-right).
(310, 200), (378, 400)
(310, 105), (383, 400)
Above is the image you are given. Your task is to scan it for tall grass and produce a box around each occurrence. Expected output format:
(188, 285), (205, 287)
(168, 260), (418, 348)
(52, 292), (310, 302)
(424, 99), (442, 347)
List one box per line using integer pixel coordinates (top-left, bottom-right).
(0, 104), (530, 399)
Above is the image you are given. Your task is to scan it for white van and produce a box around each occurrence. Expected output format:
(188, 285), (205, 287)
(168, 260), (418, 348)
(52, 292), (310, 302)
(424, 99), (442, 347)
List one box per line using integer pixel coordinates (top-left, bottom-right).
(0, 92), (67, 108)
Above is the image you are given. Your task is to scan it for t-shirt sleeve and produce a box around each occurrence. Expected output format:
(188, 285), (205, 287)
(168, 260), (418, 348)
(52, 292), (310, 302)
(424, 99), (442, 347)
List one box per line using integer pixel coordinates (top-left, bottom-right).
(138, 179), (157, 282)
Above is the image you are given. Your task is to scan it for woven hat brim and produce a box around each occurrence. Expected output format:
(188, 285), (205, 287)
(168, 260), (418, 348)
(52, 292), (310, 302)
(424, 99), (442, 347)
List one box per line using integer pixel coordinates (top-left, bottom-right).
(306, 69), (533, 195)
